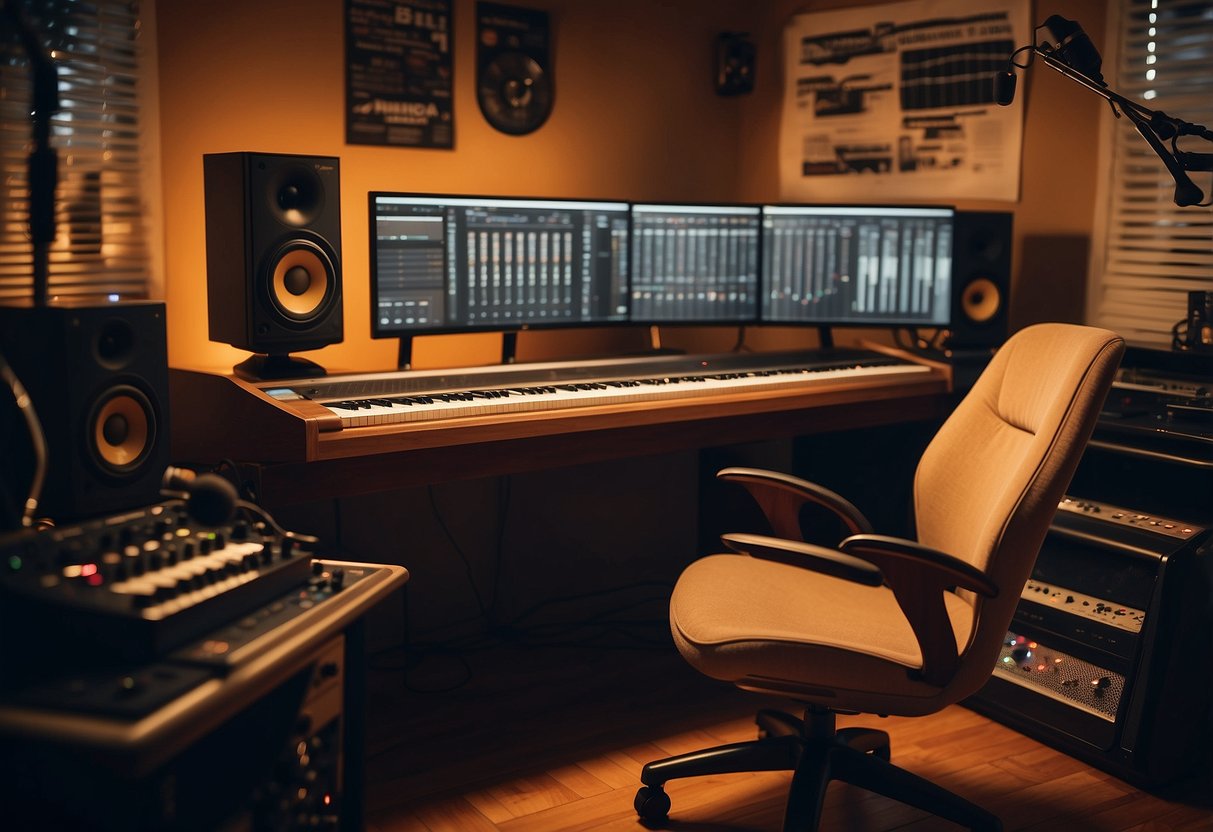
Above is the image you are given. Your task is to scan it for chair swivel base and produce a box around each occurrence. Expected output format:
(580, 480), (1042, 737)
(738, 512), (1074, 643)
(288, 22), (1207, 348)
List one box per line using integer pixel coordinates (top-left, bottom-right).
(635, 706), (1002, 832)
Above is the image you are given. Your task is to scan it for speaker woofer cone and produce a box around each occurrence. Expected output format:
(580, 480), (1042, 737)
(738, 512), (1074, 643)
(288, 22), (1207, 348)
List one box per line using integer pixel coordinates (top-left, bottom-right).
(267, 240), (336, 322)
(89, 385), (155, 476)
(961, 277), (1002, 324)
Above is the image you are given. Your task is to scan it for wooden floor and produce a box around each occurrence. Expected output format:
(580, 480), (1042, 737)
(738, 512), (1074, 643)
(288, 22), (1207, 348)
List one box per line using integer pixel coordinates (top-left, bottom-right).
(361, 635), (1212, 832)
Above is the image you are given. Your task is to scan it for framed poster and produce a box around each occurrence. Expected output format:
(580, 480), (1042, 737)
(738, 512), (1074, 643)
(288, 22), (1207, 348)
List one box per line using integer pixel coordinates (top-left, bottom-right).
(346, 0), (454, 148)
(779, 0), (1030, 202)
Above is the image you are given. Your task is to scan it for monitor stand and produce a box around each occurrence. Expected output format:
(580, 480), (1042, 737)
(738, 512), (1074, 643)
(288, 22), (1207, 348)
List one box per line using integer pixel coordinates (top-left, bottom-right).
(645, 325), (686, 356)
(501, 330), (518, 365)
(397, 336), (414, 370)
(233, 353), (326, 381)
(817, 325), (835, 351)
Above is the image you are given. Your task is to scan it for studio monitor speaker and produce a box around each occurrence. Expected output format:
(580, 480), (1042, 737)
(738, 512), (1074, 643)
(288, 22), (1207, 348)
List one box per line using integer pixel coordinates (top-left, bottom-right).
(0, 301), (171, 526)
(949, 211), (1013, 350)
(203, 152), (342, 379)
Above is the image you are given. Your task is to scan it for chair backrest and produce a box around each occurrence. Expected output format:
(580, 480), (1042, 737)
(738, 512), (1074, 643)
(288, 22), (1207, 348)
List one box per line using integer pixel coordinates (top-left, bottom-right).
(913, 323), (1124, 697)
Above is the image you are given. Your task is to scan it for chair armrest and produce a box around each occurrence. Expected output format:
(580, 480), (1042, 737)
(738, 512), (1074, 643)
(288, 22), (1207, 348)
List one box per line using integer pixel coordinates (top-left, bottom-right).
(721, 532), (884, 587)
(839, 534), (998, 598)
(839, 534), (1000, 687)
(717, 467), (875, 541)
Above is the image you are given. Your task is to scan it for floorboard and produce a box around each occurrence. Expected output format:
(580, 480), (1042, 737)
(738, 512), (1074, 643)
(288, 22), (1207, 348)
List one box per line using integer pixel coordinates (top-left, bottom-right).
(361, 634), (1212, 831)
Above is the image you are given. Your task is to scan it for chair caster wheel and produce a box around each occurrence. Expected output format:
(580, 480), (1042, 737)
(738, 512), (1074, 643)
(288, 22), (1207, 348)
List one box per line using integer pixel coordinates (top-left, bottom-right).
(634, 785), (671, 822)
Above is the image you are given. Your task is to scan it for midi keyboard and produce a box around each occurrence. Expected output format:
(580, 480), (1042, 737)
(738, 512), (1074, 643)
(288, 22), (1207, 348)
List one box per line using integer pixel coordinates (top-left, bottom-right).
(272, 349), (934, 428)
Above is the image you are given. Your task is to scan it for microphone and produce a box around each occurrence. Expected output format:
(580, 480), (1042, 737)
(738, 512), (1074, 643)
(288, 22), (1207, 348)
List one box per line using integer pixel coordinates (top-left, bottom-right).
(1041, 15), (1105, 86)
(994, 70), (1017, 106)
(161, 465), (321, 543)
(163, 466), (238, 526)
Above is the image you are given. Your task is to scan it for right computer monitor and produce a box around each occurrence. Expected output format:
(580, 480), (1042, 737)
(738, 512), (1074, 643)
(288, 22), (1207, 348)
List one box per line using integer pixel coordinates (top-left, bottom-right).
(761, 205), (954, 327)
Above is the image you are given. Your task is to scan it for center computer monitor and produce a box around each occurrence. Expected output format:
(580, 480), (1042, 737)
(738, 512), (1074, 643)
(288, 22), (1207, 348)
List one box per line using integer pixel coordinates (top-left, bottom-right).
(369, 193), (630, 336)
(761, 205), (954, 327)
(629, 203), (761, 324)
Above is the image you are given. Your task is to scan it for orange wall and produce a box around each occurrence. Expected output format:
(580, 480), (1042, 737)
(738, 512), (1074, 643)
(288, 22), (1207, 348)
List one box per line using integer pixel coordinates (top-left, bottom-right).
(156, 0), (1108, 371)
(156, 0), (756, 372)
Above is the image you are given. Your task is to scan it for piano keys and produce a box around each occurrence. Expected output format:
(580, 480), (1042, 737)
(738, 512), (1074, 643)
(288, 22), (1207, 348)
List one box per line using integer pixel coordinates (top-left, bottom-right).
(319, 359), (933, 427)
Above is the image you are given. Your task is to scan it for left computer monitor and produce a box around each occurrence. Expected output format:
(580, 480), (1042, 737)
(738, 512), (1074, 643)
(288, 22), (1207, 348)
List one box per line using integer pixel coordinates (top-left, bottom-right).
(629, 203), (762, 325)
(369, 193), (630, 336)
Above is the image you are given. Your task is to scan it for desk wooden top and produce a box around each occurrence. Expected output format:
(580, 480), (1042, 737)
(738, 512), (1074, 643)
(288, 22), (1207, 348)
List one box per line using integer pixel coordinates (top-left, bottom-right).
(169, 351), (952, 504)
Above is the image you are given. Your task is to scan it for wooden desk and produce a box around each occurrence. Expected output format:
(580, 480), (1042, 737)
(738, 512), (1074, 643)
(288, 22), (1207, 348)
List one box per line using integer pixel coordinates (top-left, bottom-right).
(170, 351), (952, 506)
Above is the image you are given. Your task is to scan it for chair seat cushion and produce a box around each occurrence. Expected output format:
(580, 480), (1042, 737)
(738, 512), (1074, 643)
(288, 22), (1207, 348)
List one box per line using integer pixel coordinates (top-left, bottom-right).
(669, 553), (978, 715)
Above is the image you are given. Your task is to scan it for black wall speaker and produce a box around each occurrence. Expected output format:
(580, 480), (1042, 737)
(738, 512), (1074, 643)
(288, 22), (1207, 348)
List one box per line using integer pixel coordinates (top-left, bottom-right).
(0, 301), (171, 526)
(203, 152), (342, 379)
(949, 211), (1013, 350)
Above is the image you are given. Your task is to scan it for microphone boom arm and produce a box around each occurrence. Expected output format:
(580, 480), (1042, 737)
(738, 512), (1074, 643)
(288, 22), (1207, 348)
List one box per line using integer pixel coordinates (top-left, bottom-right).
(1034, 47), (1212, 206)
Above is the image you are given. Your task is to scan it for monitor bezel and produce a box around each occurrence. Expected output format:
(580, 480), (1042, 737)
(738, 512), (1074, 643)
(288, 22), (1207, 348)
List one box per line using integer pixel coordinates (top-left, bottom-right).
(368, 190), (634, 339)
(626, 200), (764, 327)
(757, 203), (956, 329)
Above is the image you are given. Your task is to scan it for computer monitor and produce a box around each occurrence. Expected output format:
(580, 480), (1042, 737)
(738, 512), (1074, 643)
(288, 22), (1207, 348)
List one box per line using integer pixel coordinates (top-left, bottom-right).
(629, 203), (761, 324)
(761, 205), (954, 327)
(369, 193), (630, 336)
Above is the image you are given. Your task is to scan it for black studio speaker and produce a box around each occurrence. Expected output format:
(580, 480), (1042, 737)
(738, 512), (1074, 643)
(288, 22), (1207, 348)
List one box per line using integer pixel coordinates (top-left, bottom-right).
(203, 152), (342, 379)
(949, 211), (1013, 350)
(0, 301), (171, 526)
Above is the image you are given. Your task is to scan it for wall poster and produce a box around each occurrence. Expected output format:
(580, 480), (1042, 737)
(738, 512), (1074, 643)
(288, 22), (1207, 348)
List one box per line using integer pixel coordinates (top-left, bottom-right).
(346, 0), (454, 148)
(779, 0), (1029, 202)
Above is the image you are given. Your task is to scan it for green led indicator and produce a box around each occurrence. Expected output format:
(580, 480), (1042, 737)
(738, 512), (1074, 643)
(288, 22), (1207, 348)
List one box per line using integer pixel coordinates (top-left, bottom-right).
(7, 555), (21, 572)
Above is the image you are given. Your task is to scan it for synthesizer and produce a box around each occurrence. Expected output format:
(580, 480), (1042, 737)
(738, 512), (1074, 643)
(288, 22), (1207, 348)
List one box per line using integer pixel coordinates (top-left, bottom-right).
(0, 491), (404, 713)
(261, 348), (934, 428)
(0, 500), (312, 673)
(0, 490), (407, 832)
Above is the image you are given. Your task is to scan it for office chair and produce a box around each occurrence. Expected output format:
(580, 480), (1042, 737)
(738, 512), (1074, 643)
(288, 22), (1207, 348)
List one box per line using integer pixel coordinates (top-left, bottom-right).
(635, 323), (1125, 832)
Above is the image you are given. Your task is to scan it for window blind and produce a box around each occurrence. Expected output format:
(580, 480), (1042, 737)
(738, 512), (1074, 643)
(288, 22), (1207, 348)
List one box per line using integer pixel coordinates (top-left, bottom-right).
(1090, 0), (1213, 346)
(0, 0), (151, 303)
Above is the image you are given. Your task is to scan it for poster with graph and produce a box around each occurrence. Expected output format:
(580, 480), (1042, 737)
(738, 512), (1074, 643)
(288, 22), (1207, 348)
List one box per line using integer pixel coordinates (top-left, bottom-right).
(779, 0), (1029, 202)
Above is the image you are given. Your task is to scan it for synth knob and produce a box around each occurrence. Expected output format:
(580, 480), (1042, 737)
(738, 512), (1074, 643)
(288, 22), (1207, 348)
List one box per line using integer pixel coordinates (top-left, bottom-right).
(330, 567), (345, 590)
(115, 675), (143, 698)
